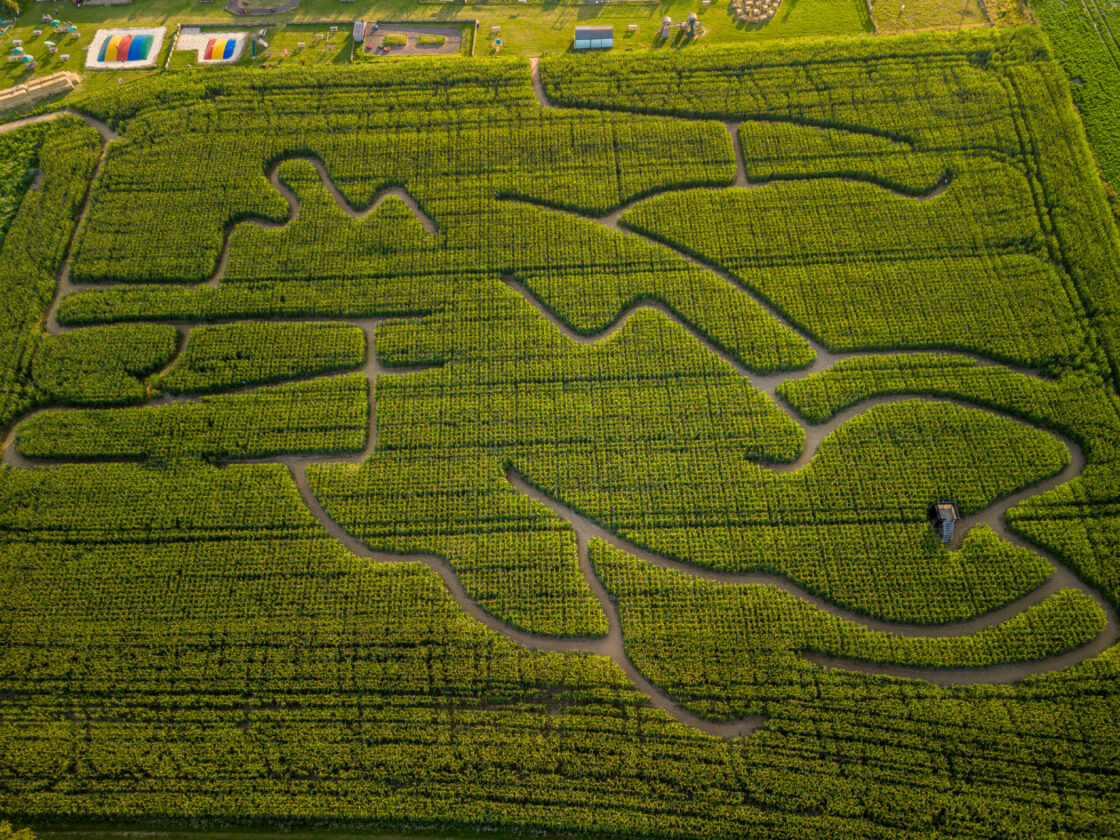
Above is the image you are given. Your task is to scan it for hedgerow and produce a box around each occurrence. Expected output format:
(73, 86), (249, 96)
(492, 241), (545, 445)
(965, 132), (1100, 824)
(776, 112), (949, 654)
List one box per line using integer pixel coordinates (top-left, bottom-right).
(162, 321), (365, 394)
(0, 823), (35, 840)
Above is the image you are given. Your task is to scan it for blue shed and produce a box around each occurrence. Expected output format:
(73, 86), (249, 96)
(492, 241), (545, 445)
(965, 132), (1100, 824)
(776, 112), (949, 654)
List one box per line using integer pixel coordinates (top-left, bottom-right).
(574, 25), (613, 50)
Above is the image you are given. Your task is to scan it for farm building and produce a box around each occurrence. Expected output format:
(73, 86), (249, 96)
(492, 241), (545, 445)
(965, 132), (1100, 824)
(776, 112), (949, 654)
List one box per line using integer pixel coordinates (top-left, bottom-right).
(574, 26), (613, 50)
(930, 501), (960, 543)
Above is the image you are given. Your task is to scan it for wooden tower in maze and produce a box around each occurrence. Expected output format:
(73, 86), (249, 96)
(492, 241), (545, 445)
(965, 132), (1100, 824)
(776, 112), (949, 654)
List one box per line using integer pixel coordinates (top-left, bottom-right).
(930, 501), (960, 544)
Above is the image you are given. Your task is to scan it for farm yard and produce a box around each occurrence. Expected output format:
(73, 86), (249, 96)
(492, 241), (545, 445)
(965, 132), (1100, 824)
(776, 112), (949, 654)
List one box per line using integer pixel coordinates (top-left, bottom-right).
(1, 20), (1120, 840)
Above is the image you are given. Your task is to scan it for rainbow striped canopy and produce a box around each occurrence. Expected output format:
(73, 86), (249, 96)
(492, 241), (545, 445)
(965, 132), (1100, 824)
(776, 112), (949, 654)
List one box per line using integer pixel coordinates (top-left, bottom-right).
(98, 33), (153, 63)
(203, 38), (236, 61)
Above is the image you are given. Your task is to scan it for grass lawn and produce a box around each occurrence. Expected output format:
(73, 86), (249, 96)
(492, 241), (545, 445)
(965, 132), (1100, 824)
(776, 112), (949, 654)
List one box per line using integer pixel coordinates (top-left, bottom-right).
(260, 22), (354, 65)
(0, 0), (873, 92)
(870, 0), (986, 31)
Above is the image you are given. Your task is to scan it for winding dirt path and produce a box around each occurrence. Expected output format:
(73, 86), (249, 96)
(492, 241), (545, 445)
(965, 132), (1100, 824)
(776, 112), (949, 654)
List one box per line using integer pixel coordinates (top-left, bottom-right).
(0, 110), (119, 338)
(2, 99), (1117, 739)
(510, 65), (1120, 680)
(206, 157), (438, 290)
(0, 109), (120, 141)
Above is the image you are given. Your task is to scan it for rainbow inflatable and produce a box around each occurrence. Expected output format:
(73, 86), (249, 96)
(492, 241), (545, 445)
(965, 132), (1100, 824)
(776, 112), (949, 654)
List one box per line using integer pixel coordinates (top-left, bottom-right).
(98, 33), (154, 63)
(203, 37), (237, 61)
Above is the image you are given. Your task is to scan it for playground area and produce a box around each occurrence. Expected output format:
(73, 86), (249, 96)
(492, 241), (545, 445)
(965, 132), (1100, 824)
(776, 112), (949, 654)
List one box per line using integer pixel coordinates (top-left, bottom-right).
(0, 0), (875, 90)
(2, 15), (80, 75)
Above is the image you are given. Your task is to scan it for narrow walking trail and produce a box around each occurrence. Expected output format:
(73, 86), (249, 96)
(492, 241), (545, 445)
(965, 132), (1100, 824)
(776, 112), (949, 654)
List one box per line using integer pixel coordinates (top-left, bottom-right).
(1, 94), (1117, 739)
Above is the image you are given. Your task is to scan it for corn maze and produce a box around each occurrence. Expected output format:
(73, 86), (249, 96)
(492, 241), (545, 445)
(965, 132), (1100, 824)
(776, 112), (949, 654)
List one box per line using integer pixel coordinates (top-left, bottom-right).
(2, 27), (1120, 839)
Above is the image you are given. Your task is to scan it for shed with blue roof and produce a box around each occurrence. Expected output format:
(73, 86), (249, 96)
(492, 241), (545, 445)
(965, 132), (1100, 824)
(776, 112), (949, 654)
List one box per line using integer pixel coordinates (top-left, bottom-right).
(574, 25), (613, 50)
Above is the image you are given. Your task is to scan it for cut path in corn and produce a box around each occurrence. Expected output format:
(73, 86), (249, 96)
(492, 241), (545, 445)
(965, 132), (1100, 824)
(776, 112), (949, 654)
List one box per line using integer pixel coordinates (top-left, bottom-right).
(1, 101), (1117, 740)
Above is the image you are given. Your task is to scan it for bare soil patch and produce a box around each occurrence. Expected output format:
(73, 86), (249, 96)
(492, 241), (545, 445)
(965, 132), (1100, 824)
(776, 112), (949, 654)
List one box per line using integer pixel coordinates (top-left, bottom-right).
(362, 24), (463, 57)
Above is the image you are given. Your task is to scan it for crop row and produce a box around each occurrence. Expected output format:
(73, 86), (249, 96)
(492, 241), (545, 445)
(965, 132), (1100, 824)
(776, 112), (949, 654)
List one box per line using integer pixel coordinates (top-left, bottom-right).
(736, 121), (946, 196)
(2, 460), (1118, 837)
(1031, 0), (1120, 193)
(0, 122), (48, 252)
(498, 397), (1064, 523)
(61, 159), (813, 374)
(538, 29), (1045, 159)
(620, 165), (1084, 369)
(32, 324), (177, 406)
(591, 539), (1103, 714)
(33, 205), (1077, 631)
(4, 35), (1120, 839)
(68, 66), (734, 284)
(15, 373), (367, 461)
(375, 307), (805, 463)
(307, 452), (607, 638)
(316, 296), (1066, 625)
(540, 28), (1120, 390)
(777, 353), (1120, 454)
(775, 352), (1120, 609)
(1001, 57), (1120, 393)
(162, 320), (365, 394)
(0, 117), (101, 432)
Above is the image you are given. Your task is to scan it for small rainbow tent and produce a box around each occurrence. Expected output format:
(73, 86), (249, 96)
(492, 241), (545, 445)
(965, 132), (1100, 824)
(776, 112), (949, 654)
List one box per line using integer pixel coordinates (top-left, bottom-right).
(203, 38), (237, 61)
(98, 33), (153, 63)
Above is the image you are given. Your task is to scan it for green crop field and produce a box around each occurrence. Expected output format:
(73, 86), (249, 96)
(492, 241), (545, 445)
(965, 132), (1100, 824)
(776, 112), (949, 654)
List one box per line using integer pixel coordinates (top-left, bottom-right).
(1031, 0), (1120, 202)
(2, 24), (1120, 840)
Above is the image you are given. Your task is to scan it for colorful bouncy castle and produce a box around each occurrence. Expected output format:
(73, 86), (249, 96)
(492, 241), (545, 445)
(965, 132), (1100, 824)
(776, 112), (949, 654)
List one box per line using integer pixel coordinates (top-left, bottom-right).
(87, 27), (165, 69)
(98, 32), (154, 63)
(203, 38), (237, 61)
